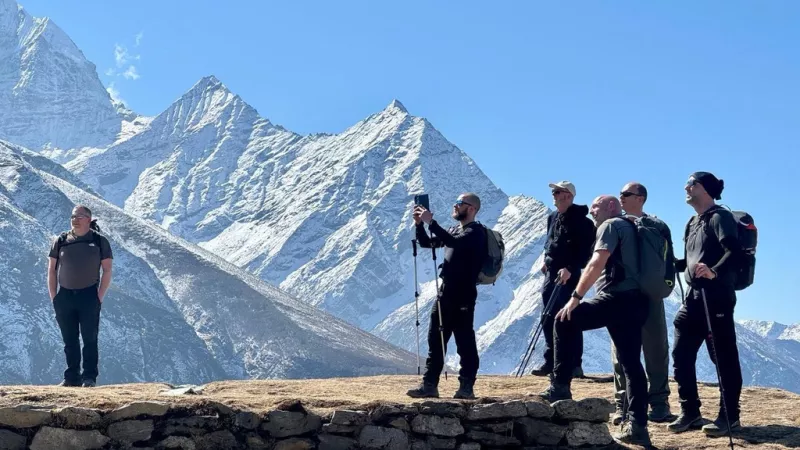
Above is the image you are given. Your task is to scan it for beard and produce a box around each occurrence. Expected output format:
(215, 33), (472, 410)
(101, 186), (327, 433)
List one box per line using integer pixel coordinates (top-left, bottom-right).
(453, 210), (468, 221)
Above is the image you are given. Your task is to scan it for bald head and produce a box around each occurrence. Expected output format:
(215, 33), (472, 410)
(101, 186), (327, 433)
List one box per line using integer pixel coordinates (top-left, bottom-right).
(590, 195), (622, 226)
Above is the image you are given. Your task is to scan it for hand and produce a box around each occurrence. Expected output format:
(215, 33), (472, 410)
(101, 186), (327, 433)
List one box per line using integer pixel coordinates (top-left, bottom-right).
(414, 206), (433, 224)
(555, 297), (581, 322)
(557, 268), (571, 285)
(540, 263), (547, 275)
(694, 263), (716, 280)
(412, 207), (423, 225)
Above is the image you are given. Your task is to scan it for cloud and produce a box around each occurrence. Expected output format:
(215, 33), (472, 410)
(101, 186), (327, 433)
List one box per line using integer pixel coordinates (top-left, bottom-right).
(114, 44), (139, 68)
(106, 82), (125, 105)
(105, 68), (115, 77)
(123, 66), (140, 80)
(135, 32), (143, 47)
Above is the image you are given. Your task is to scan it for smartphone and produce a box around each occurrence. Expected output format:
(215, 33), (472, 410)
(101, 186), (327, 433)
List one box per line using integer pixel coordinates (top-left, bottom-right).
(414, 193), (430, 211)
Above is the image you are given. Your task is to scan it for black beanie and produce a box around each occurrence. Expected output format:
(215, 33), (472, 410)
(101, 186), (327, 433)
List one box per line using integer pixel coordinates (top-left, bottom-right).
(691, 171), (724, 200)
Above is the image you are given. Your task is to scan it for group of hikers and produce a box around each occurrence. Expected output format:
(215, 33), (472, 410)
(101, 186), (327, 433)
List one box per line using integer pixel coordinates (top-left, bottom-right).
(406, 171), (751, 447)
(46, 172), (750, 447)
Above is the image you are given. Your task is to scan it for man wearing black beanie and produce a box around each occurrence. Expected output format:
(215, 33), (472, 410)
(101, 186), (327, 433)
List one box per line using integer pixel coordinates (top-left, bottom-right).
(669, 171), (743, 436)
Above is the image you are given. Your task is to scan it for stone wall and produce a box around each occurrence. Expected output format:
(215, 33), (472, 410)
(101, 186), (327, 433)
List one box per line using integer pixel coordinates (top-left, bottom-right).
(0, 395), (615, 449)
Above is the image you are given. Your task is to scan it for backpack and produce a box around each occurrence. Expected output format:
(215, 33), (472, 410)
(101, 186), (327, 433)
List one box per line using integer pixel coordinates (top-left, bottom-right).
(54, 230), (103, 270)
(477, 224), (505, 285)
(685, 207), (757, 291)
(622, 215), (676, 299)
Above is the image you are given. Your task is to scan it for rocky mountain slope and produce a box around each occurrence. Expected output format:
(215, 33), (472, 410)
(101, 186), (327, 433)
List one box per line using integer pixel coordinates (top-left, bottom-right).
(0, 139), (415, 384)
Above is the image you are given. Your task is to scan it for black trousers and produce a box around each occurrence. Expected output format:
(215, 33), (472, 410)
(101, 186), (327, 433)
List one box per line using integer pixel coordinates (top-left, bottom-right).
(541, 271), (582, 370)
(423, 283), (479, 383)
(554, 290), (649, 425)
(672, 285), (742, 419)
(54, 284), (102, 383)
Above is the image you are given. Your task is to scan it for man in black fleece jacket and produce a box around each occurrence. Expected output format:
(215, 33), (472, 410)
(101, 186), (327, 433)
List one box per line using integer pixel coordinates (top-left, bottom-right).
(407, 192), (487, 400)
(531, 181), (595, 378)
(669, 172), (743, 437)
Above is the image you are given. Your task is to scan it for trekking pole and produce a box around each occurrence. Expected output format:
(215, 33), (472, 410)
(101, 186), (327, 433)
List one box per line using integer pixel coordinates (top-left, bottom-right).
(701, 288), (736, 450)
(515, 283), (562, 377)
(431, 245), (448, 380)
(412, 239), (421, 375)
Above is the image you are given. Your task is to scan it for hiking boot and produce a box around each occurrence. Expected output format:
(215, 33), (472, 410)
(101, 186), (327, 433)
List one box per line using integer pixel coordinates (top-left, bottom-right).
(702, 414), (741, 437)
(81, 379), (96, 388)
(572, 366), (585, 379)
(406, 380), (439, 398)
(453, 377), (475, 400)
(529, 362), (552, 377)
(611, 405), (626, 426)
(648, 403), (674, 422)
(58, 379), (80, 387)
(667, 410), (703, 433)
(613, 420), (652, 447)
(540, 382), (572, 402)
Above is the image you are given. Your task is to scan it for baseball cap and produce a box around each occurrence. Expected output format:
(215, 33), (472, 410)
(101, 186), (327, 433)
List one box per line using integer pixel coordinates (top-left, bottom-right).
(549, 181), (576, 196)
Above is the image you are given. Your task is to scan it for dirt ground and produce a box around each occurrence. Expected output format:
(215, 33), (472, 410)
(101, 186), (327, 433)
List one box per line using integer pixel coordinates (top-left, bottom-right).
(1, 374), (798, 449)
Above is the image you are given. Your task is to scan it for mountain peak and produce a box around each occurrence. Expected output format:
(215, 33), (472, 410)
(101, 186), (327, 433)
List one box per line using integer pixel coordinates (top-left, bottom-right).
(385, 99), (408, 114)
(190, 75), (225, 92)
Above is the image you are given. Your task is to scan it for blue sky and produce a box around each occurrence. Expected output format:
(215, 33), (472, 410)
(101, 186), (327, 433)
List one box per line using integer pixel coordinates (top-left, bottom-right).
(20, 0), (800, 323)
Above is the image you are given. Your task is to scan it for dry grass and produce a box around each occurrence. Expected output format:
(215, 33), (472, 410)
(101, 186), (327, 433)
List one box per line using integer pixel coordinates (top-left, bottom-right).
(1, 374), (799, 449)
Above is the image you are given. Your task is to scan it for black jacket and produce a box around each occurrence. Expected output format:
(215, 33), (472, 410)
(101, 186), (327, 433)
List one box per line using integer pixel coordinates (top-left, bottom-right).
(543, 204), (595, 276)
(416, 220), (487, 290)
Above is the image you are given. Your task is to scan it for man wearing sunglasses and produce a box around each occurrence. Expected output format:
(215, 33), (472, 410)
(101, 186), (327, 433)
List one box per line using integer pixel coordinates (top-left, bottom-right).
(669, 172), (743, 436)
(48, 205), (113, 388)
(530, 181), (595, 378)
(407, 193), (487, 400)
(612, 182), (675, 424)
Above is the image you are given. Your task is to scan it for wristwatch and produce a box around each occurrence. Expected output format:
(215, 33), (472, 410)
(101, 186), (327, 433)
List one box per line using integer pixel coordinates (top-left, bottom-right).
(571, 290), (583, 300)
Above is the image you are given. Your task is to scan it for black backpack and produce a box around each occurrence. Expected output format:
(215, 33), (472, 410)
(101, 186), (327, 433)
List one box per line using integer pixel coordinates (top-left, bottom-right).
(685, 207), (757, 291)
(54, 229), (103, 270)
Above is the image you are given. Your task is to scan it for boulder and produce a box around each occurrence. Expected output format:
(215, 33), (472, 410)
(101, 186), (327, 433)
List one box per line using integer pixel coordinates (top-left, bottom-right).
(0, 429), (27, 450)
(0, 405), (52, 428)
(195, 430), (239, 450)
(55, 406), (102, 428)
(156, 436), (196, 449)
(553, 398), (615, 422)
(464, 430), (521, 447)
(235, 411), (262, 430)
(108, 401), (171, 421)
(524, 398), (555, 419)
(465, 400), (527, 421)
(358, 425), (409, 450)
(411, 415), (464, 437)
(162, 416), (220, 436)
(418, 401), (466, 418)
(30, 427), (110, 450)
(566, 421), (614, 447)
(262, 410), (322, 438)
(108, 419), (154, 444)
(426, 436), (456, 449)
(514, 417), (567, 446)
(318, 433), (357, 450)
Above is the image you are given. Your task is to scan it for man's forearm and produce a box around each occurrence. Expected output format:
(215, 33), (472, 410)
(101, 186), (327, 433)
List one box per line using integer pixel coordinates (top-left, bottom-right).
(573, 257), (604, 297)
(48, 270), (58, 300)
(98, 270), (112, 300)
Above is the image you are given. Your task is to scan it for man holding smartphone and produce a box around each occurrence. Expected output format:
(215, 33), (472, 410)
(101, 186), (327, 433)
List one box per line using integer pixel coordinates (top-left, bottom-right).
(406, 192), (487, 400)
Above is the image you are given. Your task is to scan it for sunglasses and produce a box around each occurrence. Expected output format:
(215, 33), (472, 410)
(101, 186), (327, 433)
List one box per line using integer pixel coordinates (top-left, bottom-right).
(454, 199), (474, 207)
(686, 179), (698, 187)
(619, 191), (641, 198)
(70, 214), (90, 220)
(551, 189), (569, 195)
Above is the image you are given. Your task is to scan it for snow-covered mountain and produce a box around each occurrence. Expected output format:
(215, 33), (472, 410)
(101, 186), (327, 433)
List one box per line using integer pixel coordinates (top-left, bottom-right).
(2, 0), (799, 394)
(67, 75), (800, 393)
(0, 139), (415, 384)
(0, 0), (148, 159)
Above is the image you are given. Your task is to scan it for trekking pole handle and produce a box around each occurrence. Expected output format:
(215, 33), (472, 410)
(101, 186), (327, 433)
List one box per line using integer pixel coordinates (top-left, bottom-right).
(411, 239), (417, 257)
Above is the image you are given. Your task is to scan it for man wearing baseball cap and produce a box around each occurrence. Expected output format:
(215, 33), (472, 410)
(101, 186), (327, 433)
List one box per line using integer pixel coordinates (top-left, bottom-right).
(531, 181), (595, 378)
